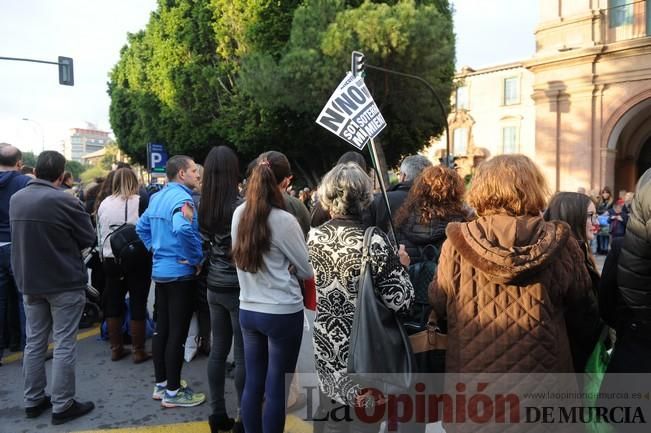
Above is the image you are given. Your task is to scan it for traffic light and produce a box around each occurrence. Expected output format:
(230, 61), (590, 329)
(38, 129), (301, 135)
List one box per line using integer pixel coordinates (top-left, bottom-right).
(351, 51), (365, 78)
(58, 56), (74, 86)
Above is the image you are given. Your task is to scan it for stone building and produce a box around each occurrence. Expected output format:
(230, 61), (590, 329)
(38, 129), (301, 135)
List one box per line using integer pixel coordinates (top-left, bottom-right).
(430, 0), (651, 193)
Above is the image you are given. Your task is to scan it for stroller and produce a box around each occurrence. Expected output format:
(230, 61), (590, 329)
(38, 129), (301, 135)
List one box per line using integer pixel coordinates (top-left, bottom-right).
(81, 247), (103, 329)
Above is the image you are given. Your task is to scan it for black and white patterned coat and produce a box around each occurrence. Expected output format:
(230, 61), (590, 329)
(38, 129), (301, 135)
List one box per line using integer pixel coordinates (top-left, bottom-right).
(307, 219), (414, 405)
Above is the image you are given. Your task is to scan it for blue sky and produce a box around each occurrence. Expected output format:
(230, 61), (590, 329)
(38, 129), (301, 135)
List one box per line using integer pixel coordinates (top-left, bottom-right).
(0, 0), (538, 154)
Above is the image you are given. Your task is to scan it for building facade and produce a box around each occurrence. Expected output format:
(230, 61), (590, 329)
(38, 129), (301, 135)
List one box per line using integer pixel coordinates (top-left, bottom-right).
(430, 0), (651, 193)
(426, 64), (537, 178)
(531, 0), (651, 193)
(63, 127), (110, 163)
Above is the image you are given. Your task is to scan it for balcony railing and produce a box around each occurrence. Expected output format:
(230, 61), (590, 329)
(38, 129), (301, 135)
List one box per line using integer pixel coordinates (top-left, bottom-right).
(604, 0), (649, 43)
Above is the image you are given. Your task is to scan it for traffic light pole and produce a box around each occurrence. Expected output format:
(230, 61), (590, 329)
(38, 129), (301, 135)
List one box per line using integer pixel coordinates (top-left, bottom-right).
(0, 55), (74, 85)
(351, 52), (399, 246)
(368, 137), (398, 247)
(364, 63), (451, 164)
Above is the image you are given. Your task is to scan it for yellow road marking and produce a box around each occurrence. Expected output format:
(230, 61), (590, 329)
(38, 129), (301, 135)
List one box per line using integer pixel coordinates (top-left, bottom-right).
(0, 325), (100, 365)
(73, 421), (209, 433)
(72, 415), (313, 433)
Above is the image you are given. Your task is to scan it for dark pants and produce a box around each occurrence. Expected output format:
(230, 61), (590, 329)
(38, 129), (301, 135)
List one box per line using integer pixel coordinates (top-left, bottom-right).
(195, 280), (211, 345)
(0, 244), (25, 358)
(207, 290), (245, 416)
(102, 258), (151, 320)
(606, 330), (651, 373)
(596, 233), (609, 254)
(152, 280), (197, 390)
(240, 309), (303, 433)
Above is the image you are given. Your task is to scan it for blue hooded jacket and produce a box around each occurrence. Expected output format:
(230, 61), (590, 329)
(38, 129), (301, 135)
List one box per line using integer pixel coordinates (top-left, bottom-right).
(136, 182), (203, 280)
(0, 171), (31, 243)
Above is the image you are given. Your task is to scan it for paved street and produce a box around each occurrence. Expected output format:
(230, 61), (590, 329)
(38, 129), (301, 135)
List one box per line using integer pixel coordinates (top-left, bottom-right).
(0, 254), (608, 433)
(0, 291), (318, 433)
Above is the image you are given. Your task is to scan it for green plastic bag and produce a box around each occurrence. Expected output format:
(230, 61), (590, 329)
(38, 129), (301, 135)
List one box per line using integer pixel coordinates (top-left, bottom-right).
(584, 327), (612, 433)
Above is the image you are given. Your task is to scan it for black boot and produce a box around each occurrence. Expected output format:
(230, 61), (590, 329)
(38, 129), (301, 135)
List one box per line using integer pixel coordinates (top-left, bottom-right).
(209, 413), (235, 433)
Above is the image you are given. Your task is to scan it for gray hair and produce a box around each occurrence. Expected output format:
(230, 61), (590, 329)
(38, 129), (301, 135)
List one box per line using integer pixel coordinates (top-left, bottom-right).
(400, 154), (432, 182)
(318, 162), (373, 217)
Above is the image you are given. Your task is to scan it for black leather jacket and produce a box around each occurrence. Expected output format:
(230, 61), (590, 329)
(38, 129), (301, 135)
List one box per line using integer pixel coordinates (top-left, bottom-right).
(204, 198), (242, 291)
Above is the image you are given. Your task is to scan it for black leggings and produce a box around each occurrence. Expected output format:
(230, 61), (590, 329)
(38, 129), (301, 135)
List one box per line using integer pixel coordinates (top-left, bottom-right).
(152, 280), (197, 390)
(102, 258), (151, 320)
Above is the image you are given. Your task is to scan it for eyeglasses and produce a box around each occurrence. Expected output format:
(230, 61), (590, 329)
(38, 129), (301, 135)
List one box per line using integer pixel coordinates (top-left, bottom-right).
(587, 212), (598, 223)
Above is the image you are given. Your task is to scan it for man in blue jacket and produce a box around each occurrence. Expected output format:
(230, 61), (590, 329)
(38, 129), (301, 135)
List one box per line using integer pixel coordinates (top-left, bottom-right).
(136, 155), (205, 408)
(10, 151), (96, 424)
(0, 145), (30, 364)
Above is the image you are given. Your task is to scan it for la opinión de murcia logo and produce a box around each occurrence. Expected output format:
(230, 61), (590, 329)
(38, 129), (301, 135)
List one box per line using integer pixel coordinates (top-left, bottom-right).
(301, 382), (647, 429)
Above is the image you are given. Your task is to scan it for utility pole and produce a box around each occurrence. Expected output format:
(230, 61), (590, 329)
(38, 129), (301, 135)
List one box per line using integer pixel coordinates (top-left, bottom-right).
(0, 56), (74, 85)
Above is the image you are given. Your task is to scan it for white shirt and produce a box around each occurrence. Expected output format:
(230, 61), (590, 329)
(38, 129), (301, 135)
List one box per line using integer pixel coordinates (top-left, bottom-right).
(97, 195), (140, 258)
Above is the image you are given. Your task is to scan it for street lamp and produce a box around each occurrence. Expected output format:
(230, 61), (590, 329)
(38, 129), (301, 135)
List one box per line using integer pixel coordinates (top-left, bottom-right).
(21, 118), (44, 154)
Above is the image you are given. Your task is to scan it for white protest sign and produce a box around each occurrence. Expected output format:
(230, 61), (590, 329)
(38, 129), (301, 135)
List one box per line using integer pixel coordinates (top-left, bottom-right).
(316, 73), (386, 150)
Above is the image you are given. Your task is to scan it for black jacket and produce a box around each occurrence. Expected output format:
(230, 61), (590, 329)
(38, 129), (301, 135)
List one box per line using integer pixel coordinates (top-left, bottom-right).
(600, 238), (651, 372)
(0, 170), (30, 242)
(396, 214), (458, 263)
(614, 208), (651, 336)
(205, 198), (242, 291)
(10, 178), (96, 295)
(371, 182), (412, 234)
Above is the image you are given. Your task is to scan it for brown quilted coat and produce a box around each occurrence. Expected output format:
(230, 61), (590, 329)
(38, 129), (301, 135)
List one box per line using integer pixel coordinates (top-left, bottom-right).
(429, 215), (593, 373)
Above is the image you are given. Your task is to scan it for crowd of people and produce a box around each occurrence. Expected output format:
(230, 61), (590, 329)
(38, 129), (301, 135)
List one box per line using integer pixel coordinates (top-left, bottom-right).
(1, 141), (650, 432)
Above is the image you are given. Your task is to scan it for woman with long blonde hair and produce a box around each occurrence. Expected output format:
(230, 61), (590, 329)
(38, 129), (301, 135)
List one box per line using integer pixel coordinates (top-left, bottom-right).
(97, 167), (151, 363)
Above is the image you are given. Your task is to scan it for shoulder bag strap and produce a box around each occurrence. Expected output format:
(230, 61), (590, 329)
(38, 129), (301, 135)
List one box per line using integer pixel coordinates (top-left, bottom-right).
(361, 226), (376, 266)
(360, 226), (377, 295)
(124, 198), (128, 224)
(95, 213), (104, 261)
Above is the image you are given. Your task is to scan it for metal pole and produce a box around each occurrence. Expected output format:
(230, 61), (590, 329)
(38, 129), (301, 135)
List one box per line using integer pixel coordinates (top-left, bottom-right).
(368, 138), (398, 247)
(0, 56), (59, 65)
(365, 64), (451, 162)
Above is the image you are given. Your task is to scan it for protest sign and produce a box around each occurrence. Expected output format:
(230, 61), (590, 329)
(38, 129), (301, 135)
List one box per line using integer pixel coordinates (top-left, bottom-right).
(316, 73), (386, 150)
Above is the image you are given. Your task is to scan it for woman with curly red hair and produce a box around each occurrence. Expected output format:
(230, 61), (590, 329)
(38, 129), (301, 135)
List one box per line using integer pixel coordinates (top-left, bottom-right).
(394, 165), (469, 378)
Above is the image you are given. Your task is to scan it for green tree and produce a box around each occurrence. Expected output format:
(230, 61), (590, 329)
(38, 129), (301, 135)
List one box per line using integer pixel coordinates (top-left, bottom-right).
(65, 161), (86, 180)
(80, 166), (108, 185)
(236, 0), (455, 180)
(21, 151), (37, 167)
(109, 0), (226, 165)
(108, 0), (455, 185)
(101, 143), (120, 170)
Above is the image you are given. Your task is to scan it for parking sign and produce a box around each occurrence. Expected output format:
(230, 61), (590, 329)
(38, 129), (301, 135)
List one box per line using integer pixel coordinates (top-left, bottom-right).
(147, 143), (168, 174)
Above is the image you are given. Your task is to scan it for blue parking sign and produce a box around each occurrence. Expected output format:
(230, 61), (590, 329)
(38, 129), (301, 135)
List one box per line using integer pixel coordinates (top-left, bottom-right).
(147, 143), (168, 174)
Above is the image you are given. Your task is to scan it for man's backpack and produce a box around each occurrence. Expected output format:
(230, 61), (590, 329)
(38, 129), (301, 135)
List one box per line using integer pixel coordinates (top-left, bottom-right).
(405, 243), (441, 327)
(108, 200), (148, 272)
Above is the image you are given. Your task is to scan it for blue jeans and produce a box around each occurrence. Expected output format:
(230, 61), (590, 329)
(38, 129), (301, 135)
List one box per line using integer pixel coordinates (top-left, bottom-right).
(0, 243), (25, 359)
(240, 309), (303, 433)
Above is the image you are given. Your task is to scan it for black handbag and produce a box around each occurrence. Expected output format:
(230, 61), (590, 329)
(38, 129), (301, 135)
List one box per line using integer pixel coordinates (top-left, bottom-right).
(347, 226), (414, 392)
(109, 200), (148, 272)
